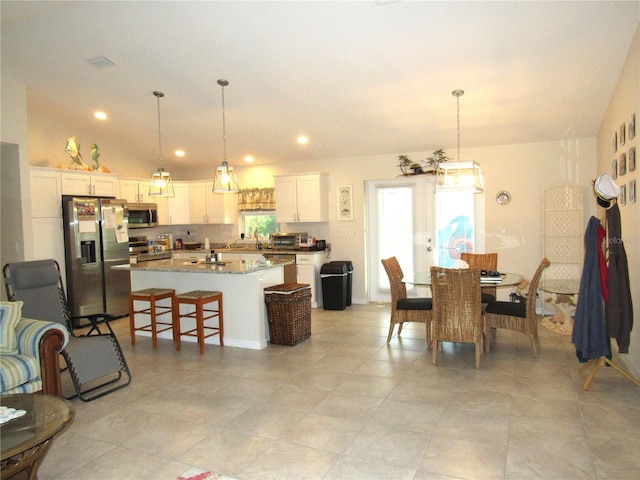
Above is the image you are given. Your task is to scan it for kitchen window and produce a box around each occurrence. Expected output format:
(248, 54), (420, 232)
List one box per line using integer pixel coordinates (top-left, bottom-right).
(242, 212), (279, 239)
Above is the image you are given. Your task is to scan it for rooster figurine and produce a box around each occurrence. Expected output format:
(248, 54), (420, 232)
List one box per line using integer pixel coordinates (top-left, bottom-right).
(64, 136), (86, 168)
(90, 143), (100, 169)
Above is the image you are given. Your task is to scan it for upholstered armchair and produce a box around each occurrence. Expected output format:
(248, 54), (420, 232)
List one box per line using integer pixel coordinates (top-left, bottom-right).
(1, 301), (69, 396)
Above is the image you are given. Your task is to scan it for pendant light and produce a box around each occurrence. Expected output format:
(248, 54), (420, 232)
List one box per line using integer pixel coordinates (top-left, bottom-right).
(436, 89), (484, 193)
(148, 90), (175, 197)
(213, 79), (240, 193)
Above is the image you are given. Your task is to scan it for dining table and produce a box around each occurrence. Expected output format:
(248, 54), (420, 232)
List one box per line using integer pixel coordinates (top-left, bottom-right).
(403, 271), (524, 288)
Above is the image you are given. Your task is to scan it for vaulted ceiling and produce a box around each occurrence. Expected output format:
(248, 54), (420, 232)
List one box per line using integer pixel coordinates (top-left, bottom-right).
(2, 1), (638, 168)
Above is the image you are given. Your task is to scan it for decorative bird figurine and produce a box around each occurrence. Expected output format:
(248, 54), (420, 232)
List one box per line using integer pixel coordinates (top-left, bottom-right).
(65, 136), (85, 168)
(90, 143), (100, 169)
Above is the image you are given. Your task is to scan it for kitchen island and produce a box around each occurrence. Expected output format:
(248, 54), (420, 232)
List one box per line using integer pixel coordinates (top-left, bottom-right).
(123, 258), (292, 350)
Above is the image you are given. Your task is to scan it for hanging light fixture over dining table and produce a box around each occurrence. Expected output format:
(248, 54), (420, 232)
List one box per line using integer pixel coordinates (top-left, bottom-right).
(436, 89), (484, 194)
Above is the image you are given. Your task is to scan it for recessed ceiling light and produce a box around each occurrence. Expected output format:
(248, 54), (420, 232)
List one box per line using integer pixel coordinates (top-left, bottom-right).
(297, 135), (309, 144)
(244, 156), (254, 163)
(175, 149), (185, 157)
(94, 111), (107, 120)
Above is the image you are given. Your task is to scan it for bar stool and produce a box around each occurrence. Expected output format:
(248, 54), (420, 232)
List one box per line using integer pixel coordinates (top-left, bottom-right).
(175, 290), (224, 354)
(129, 288), (176, 348)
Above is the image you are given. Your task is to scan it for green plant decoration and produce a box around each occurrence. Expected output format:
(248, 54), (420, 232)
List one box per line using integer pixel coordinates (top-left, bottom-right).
(397, 149), (450, 176)
(425, 149), (450, 170)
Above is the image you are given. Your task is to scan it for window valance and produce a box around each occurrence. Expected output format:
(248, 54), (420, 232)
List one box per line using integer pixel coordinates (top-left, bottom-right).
(238, 187), (275, 211)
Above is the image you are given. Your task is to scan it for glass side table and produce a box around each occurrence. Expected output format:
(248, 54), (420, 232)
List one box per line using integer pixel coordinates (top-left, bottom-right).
(539, 279), (580, 335)
(1, 394), (75, 480)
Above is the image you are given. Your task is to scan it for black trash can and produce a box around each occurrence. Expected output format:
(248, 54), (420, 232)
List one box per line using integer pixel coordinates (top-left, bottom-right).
(320, 262), (348, 310)
(330, 261), (353, 306)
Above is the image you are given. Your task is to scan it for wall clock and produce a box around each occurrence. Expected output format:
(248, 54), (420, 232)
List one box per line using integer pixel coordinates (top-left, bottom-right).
(496, 191), (511, 205)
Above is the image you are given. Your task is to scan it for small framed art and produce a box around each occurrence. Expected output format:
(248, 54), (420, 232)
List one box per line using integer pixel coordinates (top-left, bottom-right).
(620, 122), (626, 147)
(612, 131), (617, 153)
(612, 158), (618, 179)
(337, 185), (353, 221)
(629, 179), (636, 204)
(629, 147), (636, 172)
(629, 113), (636, 140)
(619, 152), (627, 176)
(619, 184), (626, 206)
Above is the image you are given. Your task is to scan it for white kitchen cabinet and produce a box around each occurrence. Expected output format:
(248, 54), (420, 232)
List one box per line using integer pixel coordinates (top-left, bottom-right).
(296, 252), (326, 308)
(172, 251), (208, 261)
(189, 181), (237, 224)
(209, 191), (238, 224)
(167, 182), (190, 225)
(61, 170), (118, 197)
(274, 173), (328, 223)
(119, 177), (155, 203)
(188, 182), (208, 224)
(29, 167), (66, 270)
(118, 177), (169, 225)
(30, 167), (62, 217)
(31, 217), (65, 266)
(218, 252), (241, 261)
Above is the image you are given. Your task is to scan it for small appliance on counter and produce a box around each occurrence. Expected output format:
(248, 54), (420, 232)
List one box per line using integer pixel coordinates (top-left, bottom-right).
(271, 232), (308, 250)
(129, 235), (172, 263)
(155, 234), (172, 251)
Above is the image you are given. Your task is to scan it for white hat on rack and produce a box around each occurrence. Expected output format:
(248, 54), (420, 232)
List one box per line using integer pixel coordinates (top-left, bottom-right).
(593, 173), (620, 207)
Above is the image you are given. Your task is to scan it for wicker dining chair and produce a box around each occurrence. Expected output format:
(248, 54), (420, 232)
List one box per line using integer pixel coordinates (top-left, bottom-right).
(381, 257), (432, 345)
(484, 258), (550, 358)
(460, 252), (498, 303)
(430, 266), (484, 368)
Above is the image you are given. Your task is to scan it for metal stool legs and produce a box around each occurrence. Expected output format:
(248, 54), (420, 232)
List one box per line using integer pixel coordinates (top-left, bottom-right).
(175, 290), (224, 354)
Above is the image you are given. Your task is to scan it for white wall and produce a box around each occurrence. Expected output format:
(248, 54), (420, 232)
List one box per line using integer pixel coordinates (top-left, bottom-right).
(0, 75), (33, 276)
(229, 140), (598, 305)
(18, 90), (600, 306)
(597, 25), (640, 378)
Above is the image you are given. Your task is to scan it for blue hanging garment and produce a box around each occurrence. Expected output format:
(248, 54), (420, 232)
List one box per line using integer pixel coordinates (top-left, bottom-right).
(572, 216), (611, 360)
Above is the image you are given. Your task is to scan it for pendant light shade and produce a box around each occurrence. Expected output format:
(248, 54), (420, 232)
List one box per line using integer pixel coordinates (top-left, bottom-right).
(436, 89), (484, 194)
(213, 161), (239, 193)
(149, 90), (175, 197)
(213, 79), (240, 193)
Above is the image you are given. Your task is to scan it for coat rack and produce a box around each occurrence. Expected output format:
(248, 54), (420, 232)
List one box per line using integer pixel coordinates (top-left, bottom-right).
(580, 355), (640, 390)
(576, 194), (639, 390)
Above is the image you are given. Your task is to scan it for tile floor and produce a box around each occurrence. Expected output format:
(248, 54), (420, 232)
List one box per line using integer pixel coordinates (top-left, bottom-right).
(39, 304), (640, 480)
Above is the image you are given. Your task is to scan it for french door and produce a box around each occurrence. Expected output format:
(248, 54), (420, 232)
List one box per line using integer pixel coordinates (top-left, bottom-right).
(366, 176), (435, 302)
(366, 176), (484, 302)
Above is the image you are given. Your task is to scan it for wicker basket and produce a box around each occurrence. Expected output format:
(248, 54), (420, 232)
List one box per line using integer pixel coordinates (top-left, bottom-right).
(264, 283), (311, 346)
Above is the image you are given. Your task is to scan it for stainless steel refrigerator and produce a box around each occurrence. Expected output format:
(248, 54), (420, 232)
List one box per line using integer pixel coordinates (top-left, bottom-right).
(62, 196), (131, 324)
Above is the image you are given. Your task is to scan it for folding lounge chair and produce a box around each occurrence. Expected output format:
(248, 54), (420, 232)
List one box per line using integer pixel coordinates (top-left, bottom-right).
(4, 259), (131, 401)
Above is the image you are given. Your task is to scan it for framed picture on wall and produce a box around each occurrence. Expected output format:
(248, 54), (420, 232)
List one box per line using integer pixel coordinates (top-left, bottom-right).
(630, 113), (636, 140)
(619, 152), (627, 176)
(629, 179), (636, 204)
(612, 158), (618, 179)
(337, 185), (353, 221)
(619, 122), (626, 147)
(629, 147), (636, 172)
(619, 183), (626, 206)
(612, 131), (618, 153)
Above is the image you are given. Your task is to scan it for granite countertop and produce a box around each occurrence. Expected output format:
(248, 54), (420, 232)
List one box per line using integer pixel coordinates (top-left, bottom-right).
(174, 248), (325, 255)
(120, 257), (293, 274)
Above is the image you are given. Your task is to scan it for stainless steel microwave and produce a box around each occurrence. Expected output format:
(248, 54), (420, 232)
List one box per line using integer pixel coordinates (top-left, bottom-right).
(128, 203), (158, 228)
(271, 232), (308, 250)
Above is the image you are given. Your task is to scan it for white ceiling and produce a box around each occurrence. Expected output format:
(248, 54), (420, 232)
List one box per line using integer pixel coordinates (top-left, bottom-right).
(2, 1), (639, 169)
